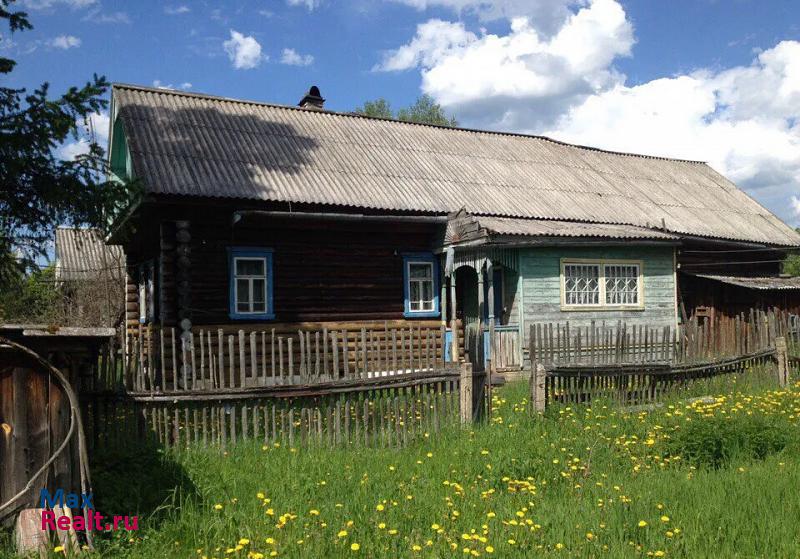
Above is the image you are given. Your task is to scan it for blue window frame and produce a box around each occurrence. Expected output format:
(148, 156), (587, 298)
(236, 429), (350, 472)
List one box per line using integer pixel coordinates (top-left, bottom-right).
(402, 252), (440, 318)
(228, 247), (274, 320)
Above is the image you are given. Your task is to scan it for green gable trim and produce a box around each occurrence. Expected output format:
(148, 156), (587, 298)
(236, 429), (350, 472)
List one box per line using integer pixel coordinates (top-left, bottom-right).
(109, 118), (133, 182)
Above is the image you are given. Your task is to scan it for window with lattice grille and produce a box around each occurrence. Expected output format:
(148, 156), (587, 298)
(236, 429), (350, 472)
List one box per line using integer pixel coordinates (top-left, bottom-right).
(561, 259), (643, 309)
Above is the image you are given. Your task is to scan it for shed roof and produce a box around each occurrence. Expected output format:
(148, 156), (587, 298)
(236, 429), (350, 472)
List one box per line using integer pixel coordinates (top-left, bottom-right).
(111, 83), (800, 247)
(55, 227), (125, 282)
(689, 274), (800, 291)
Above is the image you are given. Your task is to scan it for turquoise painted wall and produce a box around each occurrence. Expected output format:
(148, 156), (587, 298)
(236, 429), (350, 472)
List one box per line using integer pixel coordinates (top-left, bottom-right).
(519, 245), (677, 347)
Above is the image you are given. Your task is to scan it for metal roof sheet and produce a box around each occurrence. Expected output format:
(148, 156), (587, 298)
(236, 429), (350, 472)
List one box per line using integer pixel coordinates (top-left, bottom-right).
(54, 227), (125, 282)
(111, 83), (800, 247)
(690, 274), (800, 290)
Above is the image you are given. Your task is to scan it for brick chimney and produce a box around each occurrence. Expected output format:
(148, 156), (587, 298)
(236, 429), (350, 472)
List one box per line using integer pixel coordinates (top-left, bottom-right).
(298, 85), (325, 110)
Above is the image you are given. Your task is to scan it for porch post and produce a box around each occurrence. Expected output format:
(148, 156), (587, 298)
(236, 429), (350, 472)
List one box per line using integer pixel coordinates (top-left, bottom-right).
(487, 261), (495, 363)
(477, 266), (485, 367)
(450, 274), (459, 362)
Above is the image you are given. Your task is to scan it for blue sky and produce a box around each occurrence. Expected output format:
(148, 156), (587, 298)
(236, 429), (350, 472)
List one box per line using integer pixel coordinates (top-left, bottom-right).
(3, 0), (800, 226)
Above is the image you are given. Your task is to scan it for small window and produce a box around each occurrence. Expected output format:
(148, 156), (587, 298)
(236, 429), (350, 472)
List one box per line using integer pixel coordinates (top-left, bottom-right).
(229, 248), (274, 320)
(562, 259), (643, 309)
(403, 253), (440, 318)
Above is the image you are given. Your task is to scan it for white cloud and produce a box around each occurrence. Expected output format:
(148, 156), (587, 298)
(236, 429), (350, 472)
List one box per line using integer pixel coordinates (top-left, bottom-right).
(48, 35), (81, 49)
(379, 0), (633, 130)
(280, 48), (314, 66)
(152, 80), (192, 90)
(164, 5), (190, 15)
(389, 0), (578, 32)
(21, 0), (96, 9)
(223, 30), (263, 70)
(287, 0), (322, 10)
(548, 41), (800, 226)
(384, 0), (800, 226)
(83, 9), (131, 24)
(57, 111), (110, 161)
(792, 196), (800, 221)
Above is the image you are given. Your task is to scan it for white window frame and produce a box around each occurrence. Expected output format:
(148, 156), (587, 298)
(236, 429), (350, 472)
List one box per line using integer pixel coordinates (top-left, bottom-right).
(560, 258), (644, 311)
(233, 256), (269, 315)
(406, 260), (436, 314)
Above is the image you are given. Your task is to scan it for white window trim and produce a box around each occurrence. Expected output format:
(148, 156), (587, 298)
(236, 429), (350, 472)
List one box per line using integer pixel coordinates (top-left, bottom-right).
(560, 258), (644, 311)
(406, 260), (436, 314)
(233, 256), (269, 315)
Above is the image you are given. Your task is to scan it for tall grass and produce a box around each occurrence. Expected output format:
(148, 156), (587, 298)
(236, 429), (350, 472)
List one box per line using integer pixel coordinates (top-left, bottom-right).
(4, 366), (799, 558)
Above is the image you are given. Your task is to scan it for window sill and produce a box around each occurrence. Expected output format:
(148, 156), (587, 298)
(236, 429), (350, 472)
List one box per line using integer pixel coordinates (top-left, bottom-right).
(403, 311), (441, 319)
(229, 312), (276, 321)
(559, 305), (645, 312)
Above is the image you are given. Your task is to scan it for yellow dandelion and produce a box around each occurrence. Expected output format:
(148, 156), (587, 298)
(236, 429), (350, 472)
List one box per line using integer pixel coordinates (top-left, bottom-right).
(350, 543), (360, 551)
(638, 520), (648, 528)
(337, 530), (348, 538)
(214, 504), (223, 511)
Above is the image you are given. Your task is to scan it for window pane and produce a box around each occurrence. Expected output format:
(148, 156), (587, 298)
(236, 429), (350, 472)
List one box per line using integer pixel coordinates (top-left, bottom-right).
(236, 258), (264, 277)
(421, 281), (433, 310)
(564, 264), (599, 305)
(252, 279), (265, 303)
(409, 263), (432, 279)
(236, 279), (250, 306)
(410, 281), (420, 305)
(605, 265), (639, 305)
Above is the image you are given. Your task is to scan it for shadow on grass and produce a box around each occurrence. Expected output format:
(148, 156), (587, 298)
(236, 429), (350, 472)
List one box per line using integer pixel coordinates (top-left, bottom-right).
(90, 440), (198, 528)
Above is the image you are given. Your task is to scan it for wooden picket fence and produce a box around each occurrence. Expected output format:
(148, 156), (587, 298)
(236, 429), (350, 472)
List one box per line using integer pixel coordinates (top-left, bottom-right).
(123, 322), (452, 394)
(81, 363), (489, 452)
(529, 308), (798, 370)
(529, 309), (799, 411)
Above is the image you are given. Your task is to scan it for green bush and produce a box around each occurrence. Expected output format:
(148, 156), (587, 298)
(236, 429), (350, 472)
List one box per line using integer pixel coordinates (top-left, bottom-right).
(667, 414), (791, 469)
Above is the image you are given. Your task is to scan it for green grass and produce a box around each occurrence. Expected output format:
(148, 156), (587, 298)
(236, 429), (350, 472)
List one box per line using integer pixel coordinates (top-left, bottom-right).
(6, 366), (800, 558)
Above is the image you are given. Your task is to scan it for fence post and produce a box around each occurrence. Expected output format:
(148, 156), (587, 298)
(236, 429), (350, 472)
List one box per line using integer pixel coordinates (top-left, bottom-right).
(775, 336), (789, 388)
(459, 361), (473, 425)
(531, 364), (546, 413)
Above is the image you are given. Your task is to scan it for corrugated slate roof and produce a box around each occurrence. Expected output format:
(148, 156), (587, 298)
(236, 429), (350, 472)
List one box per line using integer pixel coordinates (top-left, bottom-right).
(111, 83), (800, 247)
(477, 216), (679, 241)
(55, 227), (125, 282)
(690, 274), (800, 291)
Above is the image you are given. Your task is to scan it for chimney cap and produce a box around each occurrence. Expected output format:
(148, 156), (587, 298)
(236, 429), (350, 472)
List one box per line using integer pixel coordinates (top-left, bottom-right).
(298, 85), (325, 109)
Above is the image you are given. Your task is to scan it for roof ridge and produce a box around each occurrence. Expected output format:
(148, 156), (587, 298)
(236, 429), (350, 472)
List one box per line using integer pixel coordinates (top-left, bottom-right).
(111, 82), (709, 165)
